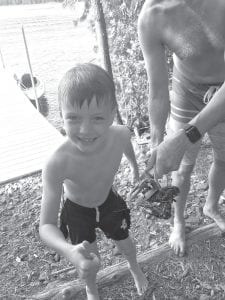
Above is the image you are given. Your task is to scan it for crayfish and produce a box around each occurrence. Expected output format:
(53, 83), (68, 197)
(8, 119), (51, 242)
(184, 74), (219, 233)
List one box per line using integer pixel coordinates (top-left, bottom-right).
(130, 176), (180, 219)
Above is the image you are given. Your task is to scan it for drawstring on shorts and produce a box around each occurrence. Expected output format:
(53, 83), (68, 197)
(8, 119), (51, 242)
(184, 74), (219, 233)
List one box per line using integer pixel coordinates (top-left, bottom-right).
(95, 207), (100, 222)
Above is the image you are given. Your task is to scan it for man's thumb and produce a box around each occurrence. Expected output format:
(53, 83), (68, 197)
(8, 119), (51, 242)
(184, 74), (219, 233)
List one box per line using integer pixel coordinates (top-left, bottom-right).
(146, 149), (157, 173)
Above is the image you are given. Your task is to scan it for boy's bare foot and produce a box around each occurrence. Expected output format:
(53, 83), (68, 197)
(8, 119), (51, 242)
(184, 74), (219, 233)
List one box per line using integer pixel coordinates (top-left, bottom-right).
(129, 265), (148, 295)
(169, 222), (186, 257)
(86, 285), (100, 300)
(203, 205), (225, 231)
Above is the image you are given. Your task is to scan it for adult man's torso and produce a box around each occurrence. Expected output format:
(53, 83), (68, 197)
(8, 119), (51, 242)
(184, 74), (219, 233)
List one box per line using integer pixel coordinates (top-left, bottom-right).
(147, 0), (225, 83)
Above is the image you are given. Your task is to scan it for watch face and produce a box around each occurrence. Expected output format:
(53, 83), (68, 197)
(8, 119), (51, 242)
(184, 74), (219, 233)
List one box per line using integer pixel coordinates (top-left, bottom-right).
(185, 126), (202, 143)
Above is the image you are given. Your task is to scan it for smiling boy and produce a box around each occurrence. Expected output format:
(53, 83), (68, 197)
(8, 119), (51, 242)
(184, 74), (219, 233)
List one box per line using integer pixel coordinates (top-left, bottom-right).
(39, 63), (148, 299)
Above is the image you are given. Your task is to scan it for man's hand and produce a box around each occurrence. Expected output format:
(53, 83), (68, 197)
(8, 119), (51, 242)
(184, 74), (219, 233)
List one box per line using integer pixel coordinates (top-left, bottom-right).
(146, 129), (189, 178)
(131, 167), (140, 185)
(66, 241), (100, 279)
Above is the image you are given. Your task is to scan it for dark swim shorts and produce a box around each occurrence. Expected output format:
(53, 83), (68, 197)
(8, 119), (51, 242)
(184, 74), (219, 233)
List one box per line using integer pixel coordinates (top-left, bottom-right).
(59, 188), (130, 244)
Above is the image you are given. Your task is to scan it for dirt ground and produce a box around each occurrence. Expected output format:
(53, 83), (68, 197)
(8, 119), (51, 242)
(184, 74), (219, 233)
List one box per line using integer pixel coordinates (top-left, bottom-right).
(1, 139), (225, 300)
(96, 234), (225, 300)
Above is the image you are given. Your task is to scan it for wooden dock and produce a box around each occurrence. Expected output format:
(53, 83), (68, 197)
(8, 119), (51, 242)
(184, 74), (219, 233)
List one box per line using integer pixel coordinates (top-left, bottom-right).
(0, 69), (63, 185)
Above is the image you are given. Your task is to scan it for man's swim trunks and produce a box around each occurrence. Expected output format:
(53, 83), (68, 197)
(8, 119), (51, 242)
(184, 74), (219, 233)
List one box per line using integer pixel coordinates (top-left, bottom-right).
(171, 66), (222, 123)
(169, 66), (225, 163)
(59, 188), (130, 244)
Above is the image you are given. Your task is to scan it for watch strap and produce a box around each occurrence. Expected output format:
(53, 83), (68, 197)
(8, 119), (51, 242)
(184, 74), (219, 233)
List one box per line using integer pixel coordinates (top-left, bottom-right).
(184, 125), (202, 143)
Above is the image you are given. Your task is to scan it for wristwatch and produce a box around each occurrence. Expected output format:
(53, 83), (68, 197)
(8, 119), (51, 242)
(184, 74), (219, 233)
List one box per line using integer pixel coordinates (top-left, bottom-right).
(184, 125), (202, 143)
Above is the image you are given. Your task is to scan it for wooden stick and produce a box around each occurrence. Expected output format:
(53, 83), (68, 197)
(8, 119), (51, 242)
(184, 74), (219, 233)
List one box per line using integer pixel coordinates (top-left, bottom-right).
(0, 48), (5, 69)
(21, 26), (40, 111)
(50, 266), (75, 277)
(32, 223), (221, 299)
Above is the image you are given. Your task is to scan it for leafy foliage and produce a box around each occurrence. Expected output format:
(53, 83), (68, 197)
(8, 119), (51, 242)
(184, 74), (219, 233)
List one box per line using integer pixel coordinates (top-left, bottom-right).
(63, 0), (149, 130)
(102, 0), (149, 131)
(63, 0), (173, 133)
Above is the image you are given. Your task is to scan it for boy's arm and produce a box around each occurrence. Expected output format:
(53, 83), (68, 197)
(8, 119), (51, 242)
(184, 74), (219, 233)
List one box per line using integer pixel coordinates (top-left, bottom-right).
(39, 156), (100, 277)
(39, 156), (70, 256)
(123, 128), (139, 182)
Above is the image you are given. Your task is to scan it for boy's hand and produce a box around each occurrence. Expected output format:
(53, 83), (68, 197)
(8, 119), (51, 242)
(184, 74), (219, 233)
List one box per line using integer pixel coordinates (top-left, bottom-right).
(78, 241), (100, 279)
(66, 241), (100, 279)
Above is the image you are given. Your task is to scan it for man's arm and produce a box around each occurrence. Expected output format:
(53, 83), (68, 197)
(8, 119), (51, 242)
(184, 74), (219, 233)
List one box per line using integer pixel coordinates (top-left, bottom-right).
(148, 70), (225, 178)
(190, 82), (225, 134)
(189, 50), (225, 134)
(138, 5), (170, 147)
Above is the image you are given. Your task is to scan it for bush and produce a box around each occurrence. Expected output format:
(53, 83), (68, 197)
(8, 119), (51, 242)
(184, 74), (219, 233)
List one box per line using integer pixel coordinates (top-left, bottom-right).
(64, 0), (173, 133)
(103, 0), (149, 130)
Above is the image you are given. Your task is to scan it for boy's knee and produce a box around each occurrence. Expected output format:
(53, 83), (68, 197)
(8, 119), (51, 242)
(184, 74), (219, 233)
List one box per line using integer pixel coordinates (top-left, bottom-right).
(116, 238), (136, 257)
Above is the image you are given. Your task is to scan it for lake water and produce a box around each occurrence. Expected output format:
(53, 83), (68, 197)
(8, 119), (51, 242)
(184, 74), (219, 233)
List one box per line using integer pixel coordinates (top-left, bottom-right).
(0, 2), (96, 129)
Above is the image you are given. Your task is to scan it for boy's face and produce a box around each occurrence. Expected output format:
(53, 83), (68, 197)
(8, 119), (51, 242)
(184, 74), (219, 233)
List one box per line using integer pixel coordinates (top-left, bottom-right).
(62, 96), (115, 153)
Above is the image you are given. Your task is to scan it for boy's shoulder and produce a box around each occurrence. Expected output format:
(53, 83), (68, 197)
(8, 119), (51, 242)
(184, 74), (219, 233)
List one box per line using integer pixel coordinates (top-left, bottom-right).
(110, 124), (131, 141)
(110, 124), (131, 137)
(43, 138), (71, 172)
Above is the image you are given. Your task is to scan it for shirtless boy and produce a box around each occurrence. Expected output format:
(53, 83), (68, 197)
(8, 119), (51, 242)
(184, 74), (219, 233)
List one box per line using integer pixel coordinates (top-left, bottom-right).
(138, 0), (225, 256)
(39, 63), (148, 299)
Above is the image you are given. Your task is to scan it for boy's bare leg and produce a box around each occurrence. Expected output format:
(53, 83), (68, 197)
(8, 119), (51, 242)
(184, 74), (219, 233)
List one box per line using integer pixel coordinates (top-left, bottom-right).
(203, 159), (225, 231)
(83, 241), (100, 300)
(85, 275), (99, 300)
(115, 237), (148, 295)
(169, 164), (194, 257)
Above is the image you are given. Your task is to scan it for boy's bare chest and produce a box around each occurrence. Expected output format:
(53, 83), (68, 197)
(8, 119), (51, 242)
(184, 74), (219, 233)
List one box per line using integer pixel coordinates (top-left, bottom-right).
(66, 146), (123, 184)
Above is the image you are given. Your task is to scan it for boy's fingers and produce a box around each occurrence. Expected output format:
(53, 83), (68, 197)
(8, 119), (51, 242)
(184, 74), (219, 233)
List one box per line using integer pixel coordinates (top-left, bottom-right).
(89, 252), (96, 259)
(89, 253), (100, 266)
(81, 242), (100, 266)
(82, 240), (91, 251)
(81, 241), (93, 259)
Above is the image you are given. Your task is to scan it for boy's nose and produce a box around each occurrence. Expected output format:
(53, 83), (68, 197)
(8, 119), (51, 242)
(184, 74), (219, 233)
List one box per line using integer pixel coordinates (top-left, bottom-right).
(79, 120), (91, 134)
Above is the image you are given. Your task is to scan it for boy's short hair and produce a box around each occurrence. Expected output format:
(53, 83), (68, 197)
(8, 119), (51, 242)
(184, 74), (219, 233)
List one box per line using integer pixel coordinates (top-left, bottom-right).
(58, 63), (117, 113)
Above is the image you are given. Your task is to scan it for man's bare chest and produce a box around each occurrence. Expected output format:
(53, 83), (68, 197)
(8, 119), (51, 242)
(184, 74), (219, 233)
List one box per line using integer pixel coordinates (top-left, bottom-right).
(163, 4), (225, 59)
(171, 27), (223, 61)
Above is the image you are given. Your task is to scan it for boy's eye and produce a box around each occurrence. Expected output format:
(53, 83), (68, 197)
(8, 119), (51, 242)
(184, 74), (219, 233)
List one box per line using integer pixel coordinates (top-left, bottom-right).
(67, 116), (79, 121)
(94, 116), (105, 121)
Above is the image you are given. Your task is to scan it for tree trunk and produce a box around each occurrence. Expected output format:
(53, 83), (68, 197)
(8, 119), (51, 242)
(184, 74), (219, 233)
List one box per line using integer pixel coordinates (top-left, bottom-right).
(93, 0), (123, 124)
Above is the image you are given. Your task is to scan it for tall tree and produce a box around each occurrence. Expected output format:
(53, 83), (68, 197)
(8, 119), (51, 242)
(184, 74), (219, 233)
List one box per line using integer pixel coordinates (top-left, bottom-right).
(63, 0), (123, 124)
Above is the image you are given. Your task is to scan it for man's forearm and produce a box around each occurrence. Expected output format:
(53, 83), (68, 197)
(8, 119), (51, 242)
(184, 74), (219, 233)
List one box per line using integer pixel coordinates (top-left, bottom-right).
(189, 83), (225, 135)
(149, 97), (170, 147)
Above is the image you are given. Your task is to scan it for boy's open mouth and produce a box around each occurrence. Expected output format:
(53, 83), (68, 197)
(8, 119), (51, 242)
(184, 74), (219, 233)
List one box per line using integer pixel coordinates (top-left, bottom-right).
(77, 137), (98, 143)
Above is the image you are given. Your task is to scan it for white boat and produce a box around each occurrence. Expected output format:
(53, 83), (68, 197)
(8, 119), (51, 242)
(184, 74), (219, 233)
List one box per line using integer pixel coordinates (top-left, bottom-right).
(14, 73), (45, 101)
